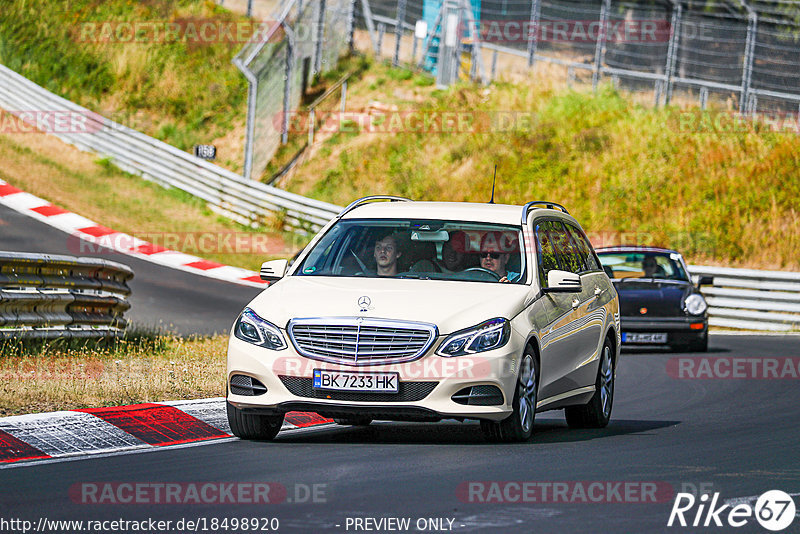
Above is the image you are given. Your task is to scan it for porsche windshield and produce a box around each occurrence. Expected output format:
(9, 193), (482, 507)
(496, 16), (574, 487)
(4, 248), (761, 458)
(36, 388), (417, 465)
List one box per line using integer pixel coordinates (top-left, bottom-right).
(597, 251), (690, 282)
(295, 219), (527, 283)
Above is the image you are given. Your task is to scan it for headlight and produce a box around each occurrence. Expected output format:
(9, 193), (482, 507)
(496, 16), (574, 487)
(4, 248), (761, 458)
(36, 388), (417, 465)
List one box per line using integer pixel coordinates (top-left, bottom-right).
(436, 318), (510, 357)
(233, 308), (287, 350)
(684, 294), (708, 315)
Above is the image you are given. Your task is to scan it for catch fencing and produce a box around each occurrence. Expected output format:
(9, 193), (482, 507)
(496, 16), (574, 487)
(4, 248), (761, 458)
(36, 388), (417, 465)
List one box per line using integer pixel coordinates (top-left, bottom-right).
(0, 64), (341, 232)
(689, 265), (800, 332)
(0, 252), (133, 339)
(352, 0), (800, 113)
(234, 0), (355, 179)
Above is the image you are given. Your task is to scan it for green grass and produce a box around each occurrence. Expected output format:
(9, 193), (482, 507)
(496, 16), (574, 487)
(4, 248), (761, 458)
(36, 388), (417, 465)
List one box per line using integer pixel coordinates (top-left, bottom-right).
(0, 0), (248, 163)
(283, 72), (800, 270)
(0, 332), (228, 416)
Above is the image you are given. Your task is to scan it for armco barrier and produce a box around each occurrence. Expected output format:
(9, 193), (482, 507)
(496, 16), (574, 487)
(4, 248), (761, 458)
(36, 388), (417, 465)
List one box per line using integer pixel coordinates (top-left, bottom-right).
(0, 251), (133, 338)
(689, 265), (800, 332)
(0, 64), (342, 232)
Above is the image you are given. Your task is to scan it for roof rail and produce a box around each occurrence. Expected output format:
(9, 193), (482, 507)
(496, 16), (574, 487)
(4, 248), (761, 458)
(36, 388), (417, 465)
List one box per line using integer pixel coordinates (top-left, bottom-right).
(521, 201), (570, 223)
(336, 195), (413, 219)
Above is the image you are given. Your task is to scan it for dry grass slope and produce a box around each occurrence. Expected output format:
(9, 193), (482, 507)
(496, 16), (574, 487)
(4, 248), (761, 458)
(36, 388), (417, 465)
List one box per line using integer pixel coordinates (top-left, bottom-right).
(0, 335), (227, 416)
(283, 63), (800, 270)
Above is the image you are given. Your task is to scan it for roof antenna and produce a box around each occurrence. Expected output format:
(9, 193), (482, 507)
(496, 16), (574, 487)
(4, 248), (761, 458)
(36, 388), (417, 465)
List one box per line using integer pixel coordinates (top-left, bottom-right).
(489, 165), (497, 204)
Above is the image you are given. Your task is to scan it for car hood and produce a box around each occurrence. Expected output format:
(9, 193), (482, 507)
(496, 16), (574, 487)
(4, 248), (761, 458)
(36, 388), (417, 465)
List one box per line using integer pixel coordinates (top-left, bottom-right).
(612, 279), (692, 316)
(246, 276), (530, 334)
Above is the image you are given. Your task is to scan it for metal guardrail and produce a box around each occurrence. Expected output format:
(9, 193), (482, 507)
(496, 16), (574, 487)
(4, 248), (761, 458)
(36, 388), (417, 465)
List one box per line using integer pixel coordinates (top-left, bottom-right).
(0, 252), (133, 339)
(0, 64), (342, 232)
(689, 265), (800, 332)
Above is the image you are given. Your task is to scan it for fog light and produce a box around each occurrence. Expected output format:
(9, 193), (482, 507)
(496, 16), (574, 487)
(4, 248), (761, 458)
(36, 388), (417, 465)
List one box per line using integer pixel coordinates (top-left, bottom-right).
(690, 323), (704, 330)
(230, 374), (268, 396)
(451, 385), (504, 406)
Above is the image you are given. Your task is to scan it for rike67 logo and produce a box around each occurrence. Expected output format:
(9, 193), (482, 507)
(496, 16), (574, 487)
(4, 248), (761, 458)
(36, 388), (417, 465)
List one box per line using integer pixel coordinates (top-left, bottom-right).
(668, 490), (796, 531)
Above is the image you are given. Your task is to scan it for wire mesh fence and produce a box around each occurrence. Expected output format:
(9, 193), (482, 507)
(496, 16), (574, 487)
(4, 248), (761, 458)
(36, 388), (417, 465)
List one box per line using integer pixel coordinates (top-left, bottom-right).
(233, 0), (354, 179)
(351, 0), (800, 111)
(232, 0), (800, 180)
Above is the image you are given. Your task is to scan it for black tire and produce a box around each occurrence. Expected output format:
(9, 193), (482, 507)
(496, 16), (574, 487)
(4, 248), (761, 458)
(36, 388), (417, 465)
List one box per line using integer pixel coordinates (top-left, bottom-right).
(565, 338), (615, 429)
(671, 335), (708, 353)
(688, 336), (708, 353)
(481, 350), (538, 443)
(333, 417), (373, 426)
(226, 401), (284, 440)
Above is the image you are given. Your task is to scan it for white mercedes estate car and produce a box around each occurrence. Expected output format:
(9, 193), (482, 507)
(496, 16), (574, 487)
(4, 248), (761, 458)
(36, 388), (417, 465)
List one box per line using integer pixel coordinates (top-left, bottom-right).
(227, 197), (620, 442)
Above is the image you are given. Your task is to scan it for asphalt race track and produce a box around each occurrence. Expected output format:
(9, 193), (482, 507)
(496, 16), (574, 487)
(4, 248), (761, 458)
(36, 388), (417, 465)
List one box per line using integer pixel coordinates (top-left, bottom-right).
(0, 203), (262, 335)
(1, 335), (798, 533)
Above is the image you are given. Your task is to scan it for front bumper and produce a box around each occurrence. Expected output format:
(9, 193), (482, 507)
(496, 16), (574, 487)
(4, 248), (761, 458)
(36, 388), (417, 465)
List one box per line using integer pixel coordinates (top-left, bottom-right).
(226, 335), (521, 422)
(620, 315), (707, 346)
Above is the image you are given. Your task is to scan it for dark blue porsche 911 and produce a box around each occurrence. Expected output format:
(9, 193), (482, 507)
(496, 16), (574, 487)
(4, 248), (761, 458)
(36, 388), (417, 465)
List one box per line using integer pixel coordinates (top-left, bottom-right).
(595, 246), (713, 352)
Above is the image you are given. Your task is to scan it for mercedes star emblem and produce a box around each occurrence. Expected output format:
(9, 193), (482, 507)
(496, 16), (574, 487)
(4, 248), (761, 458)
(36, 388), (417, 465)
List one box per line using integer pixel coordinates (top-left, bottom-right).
(358, 296), (371, 311)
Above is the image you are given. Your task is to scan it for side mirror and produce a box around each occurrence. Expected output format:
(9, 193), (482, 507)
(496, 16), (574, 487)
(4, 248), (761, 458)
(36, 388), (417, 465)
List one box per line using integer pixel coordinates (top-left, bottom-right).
(543, 270), (582, 293)
(697, 275), (714, 287)
(260, 259), (288, 281)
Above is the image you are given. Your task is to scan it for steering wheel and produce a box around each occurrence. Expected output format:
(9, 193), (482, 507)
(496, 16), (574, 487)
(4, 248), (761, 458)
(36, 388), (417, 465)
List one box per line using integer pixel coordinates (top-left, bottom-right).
(462, 267), (502, 281)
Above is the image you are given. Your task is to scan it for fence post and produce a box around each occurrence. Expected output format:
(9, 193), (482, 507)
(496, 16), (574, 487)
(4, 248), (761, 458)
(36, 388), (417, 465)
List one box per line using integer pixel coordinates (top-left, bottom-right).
(341, 81), (348, 112)
(247, 0), (253, 17)
(360, 0), (381, 55)
(394, 0), (407, 66)
(436, 0), (460, 87)
(243, 76), (257, 180)
(377, 22), (386, 55)
(314, 0), (327, 75)
(747, 93), (758, 117)
(282, 30), (295, 145)
(347, 0), (357, 51)
(460, 0), (486, 83)
(491, 49), (498, 81)
(592, 0), (611, 90)
(526, 0), (541, 68)
(664, 1), (682, 105)
(739, 6), (757, 113)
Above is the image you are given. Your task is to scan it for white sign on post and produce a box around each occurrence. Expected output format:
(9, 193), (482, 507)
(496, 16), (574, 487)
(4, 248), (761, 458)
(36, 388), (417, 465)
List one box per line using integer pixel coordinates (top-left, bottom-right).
(445, 13), (458, 47)
(415, 20), (428, 39)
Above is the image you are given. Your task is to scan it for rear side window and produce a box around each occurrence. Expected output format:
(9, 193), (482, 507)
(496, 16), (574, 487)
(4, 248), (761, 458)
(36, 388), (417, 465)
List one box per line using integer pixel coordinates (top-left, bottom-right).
(534, 221), (561, 284)
(566, 224), (600, 272)
(552, 221), (583, 274)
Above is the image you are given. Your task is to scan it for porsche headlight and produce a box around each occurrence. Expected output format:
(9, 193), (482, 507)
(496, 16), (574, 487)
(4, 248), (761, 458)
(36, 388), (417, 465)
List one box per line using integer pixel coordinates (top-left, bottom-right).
(437, 318), (510, 357)
(684, 294), (708, 315)
(233, 308), (287, 350)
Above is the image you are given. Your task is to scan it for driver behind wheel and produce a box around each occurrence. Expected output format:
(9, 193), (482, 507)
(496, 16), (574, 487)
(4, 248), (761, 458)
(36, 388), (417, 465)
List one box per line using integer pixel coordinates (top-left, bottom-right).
(373, 233), (402, 277)
(478, 232), (520, 283)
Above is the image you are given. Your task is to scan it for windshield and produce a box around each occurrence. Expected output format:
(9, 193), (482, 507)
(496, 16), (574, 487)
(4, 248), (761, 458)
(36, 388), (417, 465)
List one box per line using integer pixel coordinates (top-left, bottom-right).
(295, 219), (527, 284)
(597, 251), (689, 282)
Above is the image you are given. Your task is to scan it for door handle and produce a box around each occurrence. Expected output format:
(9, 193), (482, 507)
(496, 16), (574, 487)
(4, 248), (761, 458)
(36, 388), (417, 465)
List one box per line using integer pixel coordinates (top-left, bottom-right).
(594, 286), (603, 297)
(571, 297), (580, 309)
